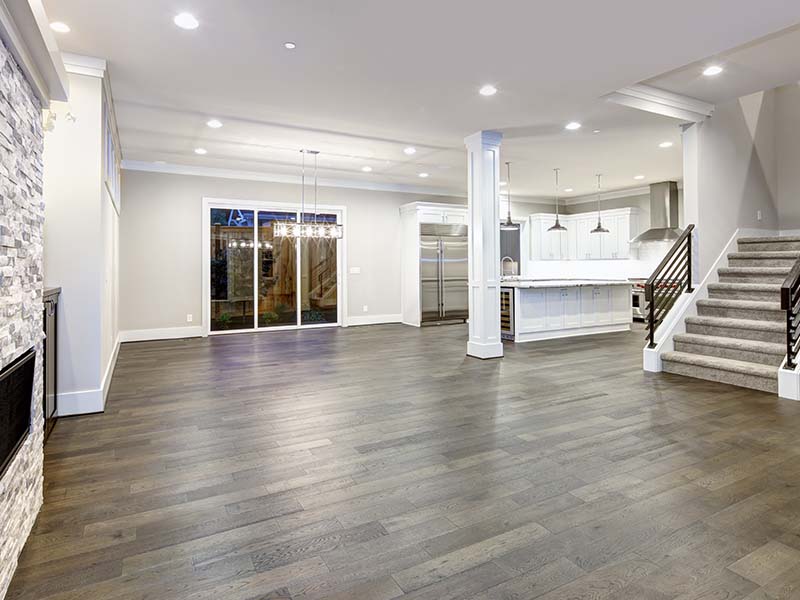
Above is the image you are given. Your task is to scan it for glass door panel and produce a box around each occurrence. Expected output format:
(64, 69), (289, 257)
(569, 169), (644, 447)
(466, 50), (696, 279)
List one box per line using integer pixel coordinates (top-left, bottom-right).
(210, 209), (255, 331)
(300, 213), (338, 325)
(258, 211), (298, 327)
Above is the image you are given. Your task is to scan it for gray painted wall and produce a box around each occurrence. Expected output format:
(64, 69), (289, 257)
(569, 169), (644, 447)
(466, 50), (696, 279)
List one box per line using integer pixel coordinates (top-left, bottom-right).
(688, 90), (780, 278)
(776, 83), (800, 230)
(119, 170), (464, 331)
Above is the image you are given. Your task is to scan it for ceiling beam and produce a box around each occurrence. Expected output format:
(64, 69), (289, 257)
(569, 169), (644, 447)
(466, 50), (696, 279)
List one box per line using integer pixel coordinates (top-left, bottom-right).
(603, 84), (714, 123)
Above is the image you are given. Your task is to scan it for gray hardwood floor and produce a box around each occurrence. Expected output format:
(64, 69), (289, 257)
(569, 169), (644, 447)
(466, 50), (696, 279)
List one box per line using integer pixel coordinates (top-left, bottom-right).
(9, 324), (800, 599)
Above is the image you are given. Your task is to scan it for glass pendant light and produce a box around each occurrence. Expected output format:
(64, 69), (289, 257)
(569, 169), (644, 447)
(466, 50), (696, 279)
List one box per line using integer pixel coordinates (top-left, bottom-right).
(275, 150), (343, 239)
(547, 168), (567, 231)
(500, 161), (519, 231)
(591, 173), (609, 234)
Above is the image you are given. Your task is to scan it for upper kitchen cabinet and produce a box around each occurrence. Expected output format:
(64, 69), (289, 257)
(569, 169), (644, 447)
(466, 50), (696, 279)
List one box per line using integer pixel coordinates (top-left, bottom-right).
(416, 204), (468, 225)
(530, 208), (640, 261)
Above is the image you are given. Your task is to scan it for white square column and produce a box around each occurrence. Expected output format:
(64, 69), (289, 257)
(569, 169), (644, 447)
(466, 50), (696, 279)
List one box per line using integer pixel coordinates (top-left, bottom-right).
(465, 131), (503, 359)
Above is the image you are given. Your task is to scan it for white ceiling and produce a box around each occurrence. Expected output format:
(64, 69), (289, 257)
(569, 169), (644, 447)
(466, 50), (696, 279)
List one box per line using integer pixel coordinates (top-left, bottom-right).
(645, 24), (800, 105)
(43, 0), (800, 197)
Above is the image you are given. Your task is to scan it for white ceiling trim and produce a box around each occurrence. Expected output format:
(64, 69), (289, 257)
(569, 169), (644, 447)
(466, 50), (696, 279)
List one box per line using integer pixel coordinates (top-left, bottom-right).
(603, 84), (715, 123)
(122, 160), (466, 198)
(62, 52), (106, 77)
(562, 185), (651, 205)
(0, 0), (67, 102)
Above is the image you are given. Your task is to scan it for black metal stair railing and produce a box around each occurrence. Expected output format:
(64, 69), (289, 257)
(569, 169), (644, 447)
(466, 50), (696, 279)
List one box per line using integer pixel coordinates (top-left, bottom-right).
(645, 224), (695, 348)
(781, 258), (800, 369)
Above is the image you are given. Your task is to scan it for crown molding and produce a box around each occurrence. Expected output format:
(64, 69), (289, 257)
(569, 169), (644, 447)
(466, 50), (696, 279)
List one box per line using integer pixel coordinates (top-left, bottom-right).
(603, 84), (715, 123)
(0, 0), (68, 103)
(562, 185), (651, 206)
(122, 160), (467, 198)
(62, 52), (107, 77)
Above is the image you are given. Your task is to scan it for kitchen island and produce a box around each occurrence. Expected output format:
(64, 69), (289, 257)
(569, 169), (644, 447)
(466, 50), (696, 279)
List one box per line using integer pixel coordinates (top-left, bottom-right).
(500, 279), (633, 343)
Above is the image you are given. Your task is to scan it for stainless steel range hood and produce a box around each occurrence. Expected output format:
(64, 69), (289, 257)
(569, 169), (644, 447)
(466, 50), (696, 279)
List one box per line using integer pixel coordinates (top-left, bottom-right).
(630, 181), (682, 244)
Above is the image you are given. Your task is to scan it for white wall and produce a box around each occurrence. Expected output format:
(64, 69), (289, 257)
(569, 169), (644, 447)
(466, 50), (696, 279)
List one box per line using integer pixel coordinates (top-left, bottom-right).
(43, 73), (104, 409)
(43, 70), (120, 415)
(685, 90), (780, 279)
(119, 169), (464, 333)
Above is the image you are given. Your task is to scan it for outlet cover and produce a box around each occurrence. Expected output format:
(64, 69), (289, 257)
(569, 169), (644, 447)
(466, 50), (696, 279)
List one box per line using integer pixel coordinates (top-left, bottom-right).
(362, 305), (369, 313)
(187, 314), (193, 323)
(349, 266), (361, 274)
(757, 210), (762, 221)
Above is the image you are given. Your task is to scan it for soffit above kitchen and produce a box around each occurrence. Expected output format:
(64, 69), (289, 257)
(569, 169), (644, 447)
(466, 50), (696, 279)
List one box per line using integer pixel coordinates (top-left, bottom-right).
(42, 0), (800, 195)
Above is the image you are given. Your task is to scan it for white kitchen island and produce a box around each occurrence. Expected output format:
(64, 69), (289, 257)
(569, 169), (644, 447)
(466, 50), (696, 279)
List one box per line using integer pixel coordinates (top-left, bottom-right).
(500, 279), (633, 343)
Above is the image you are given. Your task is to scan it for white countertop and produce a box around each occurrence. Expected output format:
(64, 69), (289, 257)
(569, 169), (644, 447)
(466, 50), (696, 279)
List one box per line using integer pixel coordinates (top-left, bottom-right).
(501, 278), (633, 289)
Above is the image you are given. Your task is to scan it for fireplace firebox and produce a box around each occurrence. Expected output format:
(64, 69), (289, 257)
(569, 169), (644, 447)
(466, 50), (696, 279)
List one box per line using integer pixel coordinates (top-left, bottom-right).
(0, 348), (35, 479)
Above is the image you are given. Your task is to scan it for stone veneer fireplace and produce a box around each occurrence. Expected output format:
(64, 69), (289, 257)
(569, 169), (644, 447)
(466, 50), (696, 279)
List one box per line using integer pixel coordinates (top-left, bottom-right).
(0, 36), (46, 598)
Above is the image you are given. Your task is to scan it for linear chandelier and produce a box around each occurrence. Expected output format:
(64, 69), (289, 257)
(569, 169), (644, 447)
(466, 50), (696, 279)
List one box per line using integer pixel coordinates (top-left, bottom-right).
(275, 150), (344, 239)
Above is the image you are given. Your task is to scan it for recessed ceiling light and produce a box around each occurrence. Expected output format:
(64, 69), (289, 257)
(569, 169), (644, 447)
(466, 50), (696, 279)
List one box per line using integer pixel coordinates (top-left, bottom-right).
(564, 188), (574, 192)
(633, 174), (645, 180)
(418, 173), (430, 178)
(284, 42), (296, 49)
(403, 147), (417, 155)
(659, 141), (673, 148)
(703, 65), (723, 77)
(565, 122), (582, 131)
(479, 84), (498, 97)
(592, 129), (601, 134)
(361, 166), (372, 172)
(174, 12), (199, 30)
(194, 148), (207, 155)
(50, 22), (70, 33)
(206, 119), (223, 129)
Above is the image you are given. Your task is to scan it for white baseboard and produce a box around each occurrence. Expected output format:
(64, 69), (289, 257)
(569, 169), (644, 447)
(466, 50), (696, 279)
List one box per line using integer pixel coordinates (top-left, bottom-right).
(345, 314), (402, 327)
(56, 334), (120, 417)
(57, 388), (104, 416)
(120, 326), (204, 342)
(780, 229), (800, 236)
(467, 340), (504, 359)
(102, 334), (120, 405)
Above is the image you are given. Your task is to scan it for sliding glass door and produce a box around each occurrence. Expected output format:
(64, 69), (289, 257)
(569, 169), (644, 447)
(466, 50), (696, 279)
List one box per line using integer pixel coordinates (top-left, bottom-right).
(206, 203), (341, 333)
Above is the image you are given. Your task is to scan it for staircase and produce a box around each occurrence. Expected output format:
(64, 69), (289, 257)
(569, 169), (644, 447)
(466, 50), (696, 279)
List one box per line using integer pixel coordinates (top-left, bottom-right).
(661, 235), (800, 393)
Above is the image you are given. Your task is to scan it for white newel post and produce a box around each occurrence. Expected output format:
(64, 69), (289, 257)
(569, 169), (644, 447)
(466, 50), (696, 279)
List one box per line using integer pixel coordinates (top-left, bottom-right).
(465, 131), (503, 359)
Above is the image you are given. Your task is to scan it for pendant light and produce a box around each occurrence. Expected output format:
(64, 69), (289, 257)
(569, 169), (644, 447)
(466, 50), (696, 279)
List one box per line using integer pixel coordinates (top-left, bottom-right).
(591, 173), (609, 234)
(547, 168), (567, 231)
(500, 161), (519, 231)
(275, 150), (343, 239)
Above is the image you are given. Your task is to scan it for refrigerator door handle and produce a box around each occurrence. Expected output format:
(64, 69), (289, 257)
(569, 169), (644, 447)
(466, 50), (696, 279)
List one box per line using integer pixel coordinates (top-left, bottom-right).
(438, 238), (444, 318)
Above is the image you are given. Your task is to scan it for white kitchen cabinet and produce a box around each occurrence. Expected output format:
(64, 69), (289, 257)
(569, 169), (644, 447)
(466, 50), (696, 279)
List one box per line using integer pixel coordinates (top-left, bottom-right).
(580, 285), (612, 326)
(505, 282), (633, 343)
(444, 210), (468, 225)
(528, 208), (639, 261)
(545, 287), (580, 329)
(530, 215), (569, 260)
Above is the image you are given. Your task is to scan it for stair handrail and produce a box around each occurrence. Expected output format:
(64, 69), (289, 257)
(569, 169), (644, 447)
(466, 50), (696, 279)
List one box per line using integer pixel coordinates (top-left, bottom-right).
(780, 258), (800, 369)
(645, 224), (695, 348)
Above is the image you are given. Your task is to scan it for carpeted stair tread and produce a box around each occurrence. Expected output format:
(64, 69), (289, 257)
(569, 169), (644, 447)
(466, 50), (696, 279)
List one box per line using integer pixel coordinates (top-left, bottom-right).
(707, 282), (782, 293)
(672, 333), (785, 356)
(738, 235), (800, 244)
(661, 351), (778, 380)
(696, 298), (782, 311)
(717, 266), (791, 275)
(728, 251), (800, 259)
(685, 315), (786, 332)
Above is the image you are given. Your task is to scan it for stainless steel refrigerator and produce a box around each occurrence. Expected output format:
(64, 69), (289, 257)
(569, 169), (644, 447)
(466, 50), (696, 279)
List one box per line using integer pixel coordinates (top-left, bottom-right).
(420, 223), (469, 324)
